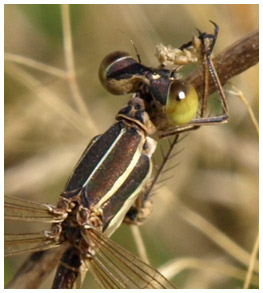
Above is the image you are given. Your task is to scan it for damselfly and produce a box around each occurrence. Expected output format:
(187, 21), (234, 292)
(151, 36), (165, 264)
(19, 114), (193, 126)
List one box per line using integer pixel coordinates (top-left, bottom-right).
(4, 20), (231, 289)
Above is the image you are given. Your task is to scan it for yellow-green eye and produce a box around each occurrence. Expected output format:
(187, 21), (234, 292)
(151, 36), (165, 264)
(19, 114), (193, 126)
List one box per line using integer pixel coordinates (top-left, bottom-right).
(166, 80), (199, 125)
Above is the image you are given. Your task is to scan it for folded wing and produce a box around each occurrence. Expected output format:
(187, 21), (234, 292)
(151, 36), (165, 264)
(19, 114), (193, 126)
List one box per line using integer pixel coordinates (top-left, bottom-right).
(82, 228), (176, 289)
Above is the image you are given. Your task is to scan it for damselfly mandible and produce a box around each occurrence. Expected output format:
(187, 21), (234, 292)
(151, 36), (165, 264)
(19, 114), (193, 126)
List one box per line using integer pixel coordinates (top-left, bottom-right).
(5, 23), (229, 289)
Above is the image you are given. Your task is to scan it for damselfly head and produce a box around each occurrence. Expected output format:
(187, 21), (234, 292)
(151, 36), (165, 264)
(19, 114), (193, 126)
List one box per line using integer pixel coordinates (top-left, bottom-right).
(99, 51), (199, 129)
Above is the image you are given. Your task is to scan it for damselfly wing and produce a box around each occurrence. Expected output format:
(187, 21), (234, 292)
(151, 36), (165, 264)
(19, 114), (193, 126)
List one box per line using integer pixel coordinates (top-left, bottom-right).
(4, 195), (64, 257)
(5, 196), (176, 289)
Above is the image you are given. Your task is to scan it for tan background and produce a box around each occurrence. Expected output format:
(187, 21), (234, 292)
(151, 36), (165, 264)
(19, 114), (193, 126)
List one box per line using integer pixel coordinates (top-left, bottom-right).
(5, 4), (259, 289)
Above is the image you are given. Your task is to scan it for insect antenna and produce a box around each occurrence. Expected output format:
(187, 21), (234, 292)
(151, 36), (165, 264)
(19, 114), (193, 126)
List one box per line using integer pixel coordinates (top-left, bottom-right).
(129, 39), (142, 63)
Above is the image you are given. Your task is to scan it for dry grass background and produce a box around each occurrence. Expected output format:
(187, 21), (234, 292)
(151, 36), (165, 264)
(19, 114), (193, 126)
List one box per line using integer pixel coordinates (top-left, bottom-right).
(4, 4), (259, 289)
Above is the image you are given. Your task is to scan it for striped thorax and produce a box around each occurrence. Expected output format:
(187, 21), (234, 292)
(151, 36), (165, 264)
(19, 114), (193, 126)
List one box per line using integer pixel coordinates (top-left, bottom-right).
(60, 97), (157, 237)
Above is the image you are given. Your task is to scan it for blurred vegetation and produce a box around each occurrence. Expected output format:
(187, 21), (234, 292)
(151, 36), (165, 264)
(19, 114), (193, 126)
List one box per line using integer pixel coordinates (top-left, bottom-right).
(4, 4), (258, 289)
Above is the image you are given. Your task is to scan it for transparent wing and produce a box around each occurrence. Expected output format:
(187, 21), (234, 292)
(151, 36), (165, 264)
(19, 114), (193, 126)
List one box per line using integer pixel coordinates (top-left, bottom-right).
(5, 232), (60, 256)
(82, 228), (176, 289)
(4, 195), (63, 223)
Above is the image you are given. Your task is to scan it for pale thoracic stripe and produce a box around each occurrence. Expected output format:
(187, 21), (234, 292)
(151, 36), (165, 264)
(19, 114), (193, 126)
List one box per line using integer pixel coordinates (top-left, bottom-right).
(104, 161), (152, 237)
(94, 130), (145, 209)
(82, 127), (126, 189)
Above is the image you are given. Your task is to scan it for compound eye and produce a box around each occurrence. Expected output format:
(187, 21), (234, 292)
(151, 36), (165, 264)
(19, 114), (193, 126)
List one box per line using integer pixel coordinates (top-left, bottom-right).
(99, 51), (142, 95)
(166, 80), (199, 125)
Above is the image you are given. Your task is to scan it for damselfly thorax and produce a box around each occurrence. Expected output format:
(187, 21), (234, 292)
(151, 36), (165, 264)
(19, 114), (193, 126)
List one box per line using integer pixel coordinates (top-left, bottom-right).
(5, 23), (229, 289)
